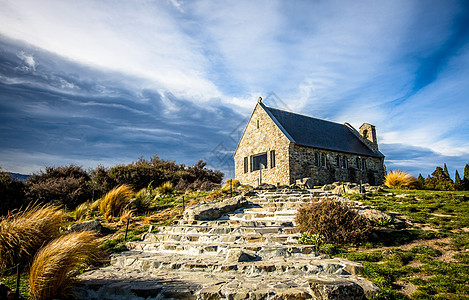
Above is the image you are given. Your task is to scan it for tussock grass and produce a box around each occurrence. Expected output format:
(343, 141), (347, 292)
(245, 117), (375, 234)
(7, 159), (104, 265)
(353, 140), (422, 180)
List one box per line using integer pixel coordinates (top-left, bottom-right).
(157, 181), (174, 195)
(385, 170), (420, 189)
(29, 231), (99, 300)
(99, 185), (134, 221)
(0, 204), (65, 271)
(70, 201), (91, 221)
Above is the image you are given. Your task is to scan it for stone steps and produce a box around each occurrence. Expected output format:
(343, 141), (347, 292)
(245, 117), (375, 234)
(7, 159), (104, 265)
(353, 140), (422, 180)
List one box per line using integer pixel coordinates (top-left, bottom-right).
(76, 189), (379, 299)
(108, 250), (363, 276)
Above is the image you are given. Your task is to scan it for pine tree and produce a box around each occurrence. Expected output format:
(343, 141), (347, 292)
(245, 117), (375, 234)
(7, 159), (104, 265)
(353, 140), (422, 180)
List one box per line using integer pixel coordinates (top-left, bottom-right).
(464, 164), (469, 190)
(455, 170), (463, 191)
(418, 173), (425, 188)
(443, 163), (451, 181)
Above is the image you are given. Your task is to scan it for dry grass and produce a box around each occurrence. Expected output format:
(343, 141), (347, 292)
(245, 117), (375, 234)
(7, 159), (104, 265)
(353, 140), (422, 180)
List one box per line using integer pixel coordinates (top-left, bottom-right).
(29, 231), (100, 300)
(0, 204), (65, 271)
(70, 201), (90, 221)
(385, 170), (420, 189)
(157, 181), (174, 195)
(99, 184), (134, 221)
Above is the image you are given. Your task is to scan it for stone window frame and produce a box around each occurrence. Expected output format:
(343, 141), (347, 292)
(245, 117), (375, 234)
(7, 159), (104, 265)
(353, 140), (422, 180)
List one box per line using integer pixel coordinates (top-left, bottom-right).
(342, 156), (348, 169)
(252, 152), (267, 171)
(320, 153), (327, 168)
(270, 150), (276, 168)
(356, 157), (366, 171)
(243, 157), (249, 173)
(314, 152), (320, 167)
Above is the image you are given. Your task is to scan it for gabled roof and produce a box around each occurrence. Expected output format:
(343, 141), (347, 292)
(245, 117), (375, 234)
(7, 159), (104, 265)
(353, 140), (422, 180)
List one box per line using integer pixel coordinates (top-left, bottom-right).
(260, 102), (384, 158)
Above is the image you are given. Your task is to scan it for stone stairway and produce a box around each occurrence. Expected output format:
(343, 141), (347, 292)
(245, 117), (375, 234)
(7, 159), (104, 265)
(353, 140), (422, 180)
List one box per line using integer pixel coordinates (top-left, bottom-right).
(75, 189), (379, 300)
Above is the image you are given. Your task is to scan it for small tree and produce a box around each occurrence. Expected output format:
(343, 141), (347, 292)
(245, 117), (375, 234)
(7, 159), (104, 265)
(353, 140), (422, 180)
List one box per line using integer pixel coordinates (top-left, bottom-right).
(418, 173), (425, 188)
(464, 164), (469, 190)
(425, 166), (455, 191)
(455, 170), (464, 191)
(443, 163), (452, 181)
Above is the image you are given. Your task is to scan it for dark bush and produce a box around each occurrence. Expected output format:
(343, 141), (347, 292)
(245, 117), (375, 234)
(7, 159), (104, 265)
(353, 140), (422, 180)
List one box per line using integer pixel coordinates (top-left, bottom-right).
(90, 155), (223, 193)
(295, 199), (372, 246)
(0, 170), (27, 216)
(26, 165), (92, 209)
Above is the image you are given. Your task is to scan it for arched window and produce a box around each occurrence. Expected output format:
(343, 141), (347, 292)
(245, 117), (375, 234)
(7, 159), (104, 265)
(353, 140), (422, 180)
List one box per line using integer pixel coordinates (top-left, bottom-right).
(315, 152), (320, 167)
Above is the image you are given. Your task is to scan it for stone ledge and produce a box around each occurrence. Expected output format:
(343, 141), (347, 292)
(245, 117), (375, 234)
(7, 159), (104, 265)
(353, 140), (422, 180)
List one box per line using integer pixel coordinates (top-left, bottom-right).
(183, 196), (248, 221)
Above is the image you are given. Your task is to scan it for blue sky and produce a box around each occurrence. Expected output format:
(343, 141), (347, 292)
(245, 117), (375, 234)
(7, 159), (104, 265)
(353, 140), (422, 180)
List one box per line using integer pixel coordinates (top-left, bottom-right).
(0, 0), (468, 179)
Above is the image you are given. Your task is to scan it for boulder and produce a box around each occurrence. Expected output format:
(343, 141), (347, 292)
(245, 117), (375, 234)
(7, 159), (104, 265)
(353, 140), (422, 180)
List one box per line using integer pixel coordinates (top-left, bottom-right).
(70, 220), (104, 234)
(183, 196), (248, 221)
(308, 278), (366, 300)
(225, 249), (257, 263)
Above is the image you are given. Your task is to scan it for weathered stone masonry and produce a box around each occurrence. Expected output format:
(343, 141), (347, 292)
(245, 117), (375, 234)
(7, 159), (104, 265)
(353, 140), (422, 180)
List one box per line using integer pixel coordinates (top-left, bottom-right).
(234, 100), (385, 186)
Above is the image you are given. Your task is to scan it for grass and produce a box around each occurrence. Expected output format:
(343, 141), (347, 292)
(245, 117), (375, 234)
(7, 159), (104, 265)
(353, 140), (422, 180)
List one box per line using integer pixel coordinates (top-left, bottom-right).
(28, 231), (100, 300)
(385, 170), (420, 189)
(0, 204), (65, 271)
(99, 184), (134, 221)
(337, 188), (469, 299)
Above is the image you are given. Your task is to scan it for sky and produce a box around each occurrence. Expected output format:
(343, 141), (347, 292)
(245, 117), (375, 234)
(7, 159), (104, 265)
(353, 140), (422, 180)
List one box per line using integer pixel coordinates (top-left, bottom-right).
(0, 0), (468, 179)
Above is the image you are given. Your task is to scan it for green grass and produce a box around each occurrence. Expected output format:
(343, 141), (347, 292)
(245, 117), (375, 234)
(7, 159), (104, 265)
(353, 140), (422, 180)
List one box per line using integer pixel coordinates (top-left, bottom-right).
(341, 189), (469, 299)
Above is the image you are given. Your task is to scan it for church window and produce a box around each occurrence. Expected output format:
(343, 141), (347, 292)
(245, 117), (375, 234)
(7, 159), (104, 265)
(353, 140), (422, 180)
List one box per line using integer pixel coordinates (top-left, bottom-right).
(252, 153), (267, 171)
(244, 157), (249, 173)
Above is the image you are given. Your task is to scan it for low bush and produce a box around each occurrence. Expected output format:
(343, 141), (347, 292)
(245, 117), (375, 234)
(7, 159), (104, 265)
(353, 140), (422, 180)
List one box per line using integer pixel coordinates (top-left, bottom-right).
(385, 170), (420, 189)
(133, 187), (154, 212)
(0, 204), (65, 271)
(26, 165), (92, 209)
(295, 199), (372, 246)
(29, 231), (99, 300)
(99, 185), (134, 221)
(0, 169), (27, 216)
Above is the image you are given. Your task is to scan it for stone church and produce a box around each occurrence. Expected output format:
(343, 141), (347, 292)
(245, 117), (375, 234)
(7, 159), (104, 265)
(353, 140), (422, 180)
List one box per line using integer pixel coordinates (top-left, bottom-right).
(234, 99), (385, 187)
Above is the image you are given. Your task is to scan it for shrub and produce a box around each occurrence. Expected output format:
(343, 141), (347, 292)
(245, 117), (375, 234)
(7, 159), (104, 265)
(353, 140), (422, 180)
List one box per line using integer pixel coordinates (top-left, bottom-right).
(26, 165), (92, 209)
(295, 199), (372, 245)
(133, 183), (155, 212)
(157, 181), (174, 195)
(99, 185), (134, 221)
(0, 204), (65, 271)
(0, 169), (27, 216)
(29, 231), (100, 300)
(384, 170), (420, 189)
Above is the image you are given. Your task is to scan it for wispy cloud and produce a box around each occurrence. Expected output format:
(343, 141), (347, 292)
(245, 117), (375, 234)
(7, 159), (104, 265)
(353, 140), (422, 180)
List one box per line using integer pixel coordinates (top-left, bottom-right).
(0, 0), (468, 177)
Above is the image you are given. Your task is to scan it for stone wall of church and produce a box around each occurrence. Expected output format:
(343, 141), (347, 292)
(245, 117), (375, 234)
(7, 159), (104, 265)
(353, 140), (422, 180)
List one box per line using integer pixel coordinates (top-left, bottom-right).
(289, 144), (385, 186)
(234, 104), (291, 186)
(235, 103), (386, 187)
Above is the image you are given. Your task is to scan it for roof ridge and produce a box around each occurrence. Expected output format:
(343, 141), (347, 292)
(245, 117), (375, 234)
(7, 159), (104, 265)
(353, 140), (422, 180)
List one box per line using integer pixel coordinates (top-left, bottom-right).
(263, 105), (344, 127)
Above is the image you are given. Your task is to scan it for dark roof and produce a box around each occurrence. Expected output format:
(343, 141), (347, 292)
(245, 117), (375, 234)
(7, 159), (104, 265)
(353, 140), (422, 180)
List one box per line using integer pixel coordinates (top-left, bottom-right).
(262, 103), (384, 158)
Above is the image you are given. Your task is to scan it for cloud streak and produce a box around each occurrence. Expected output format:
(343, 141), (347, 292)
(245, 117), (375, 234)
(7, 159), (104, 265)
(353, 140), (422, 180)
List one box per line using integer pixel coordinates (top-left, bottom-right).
(0, 0), (468, 178)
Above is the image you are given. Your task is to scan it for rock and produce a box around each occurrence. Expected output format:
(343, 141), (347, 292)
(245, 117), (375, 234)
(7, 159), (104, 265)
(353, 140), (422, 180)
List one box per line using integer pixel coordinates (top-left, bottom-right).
(381, 250), (394, 258)
(308, 278), (366, 300)
(225, 249), (257, 263)
(254, 183), (277, 190)
(199, 284), (223, 300)
(321, 184), (336, 191)
(70, 220), (104, 234)
(295, 178), (315, 189)
(359, 209), (392, 221)
(344, 264), (364, 275)
(0, 283), (11, 300)
(183, 196), (248, 221)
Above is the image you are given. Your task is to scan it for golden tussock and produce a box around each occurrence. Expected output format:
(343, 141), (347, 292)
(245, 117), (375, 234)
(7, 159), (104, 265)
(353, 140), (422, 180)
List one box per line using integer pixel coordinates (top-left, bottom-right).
(99, 184), (134, 221)
(0, 203), (65, 271)
(385, 170), (420, 189)
(29, 231), (100, 300)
